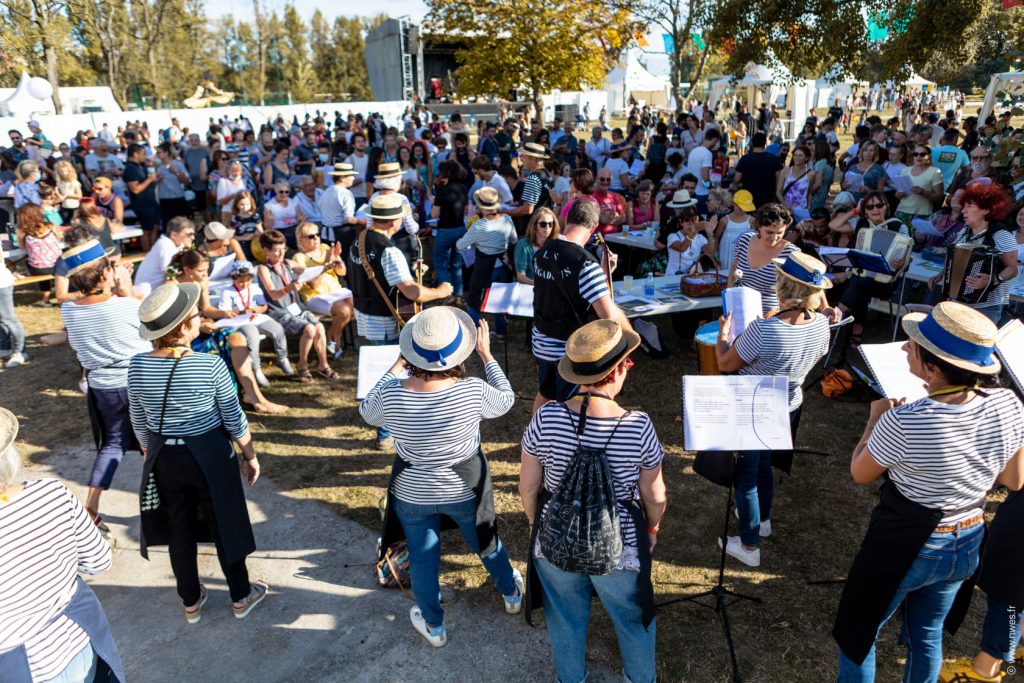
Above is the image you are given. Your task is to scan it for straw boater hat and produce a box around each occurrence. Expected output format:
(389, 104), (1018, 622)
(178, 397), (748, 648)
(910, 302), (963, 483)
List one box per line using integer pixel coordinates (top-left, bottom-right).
(399, 306), (477, 371)
(732, 189), (755, 213)
(328, 162), (357, 177)
(60, 239), (117, 277)
(772, 251), (832, 290)
(365, 193), (410, 222)
(204, 221), (235, 241)
(473, 187), (502, 212)
(666, 189), (697, 209)
(137, 283), (202, 341)
(558, 319), (642, 385)
(902, 301), (1001, 375)
(520, 142), (550, 160)
(0, 406), (17, 454)
(375, 161), (403, 179)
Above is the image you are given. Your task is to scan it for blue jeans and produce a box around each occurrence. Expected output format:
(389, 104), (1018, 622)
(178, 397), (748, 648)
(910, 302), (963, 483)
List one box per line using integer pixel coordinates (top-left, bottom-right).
(433, 227), (466, 296)
(0, 285), (25, 354)
(368, 337), (397, 441)
(837, 522), (984, 682)
(393, 496), (516, 629)
(980, 593), (1023, 662)
(44, 643), (97, 683)
(535, 556), (656, 683)
(88, 386), (134, 489)
(733, 451), (773, 547)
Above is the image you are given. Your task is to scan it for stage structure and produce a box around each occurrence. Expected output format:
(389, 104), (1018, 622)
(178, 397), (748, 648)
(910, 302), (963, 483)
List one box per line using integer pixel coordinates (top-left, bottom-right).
(365, 17), (464, 103)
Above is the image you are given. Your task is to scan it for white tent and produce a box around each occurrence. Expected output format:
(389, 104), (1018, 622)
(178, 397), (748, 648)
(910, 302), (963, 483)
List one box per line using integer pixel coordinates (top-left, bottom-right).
(979, 72), (1024, 124)
(605, 53), (671, 113)
(886, 72), (936, 90)
(814, 65), (868, 108)
(0, 72), (50, 118)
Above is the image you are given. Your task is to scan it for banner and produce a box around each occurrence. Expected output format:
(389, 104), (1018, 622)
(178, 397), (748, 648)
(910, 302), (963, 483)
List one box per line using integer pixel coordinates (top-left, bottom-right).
(662, 34), (675, 53)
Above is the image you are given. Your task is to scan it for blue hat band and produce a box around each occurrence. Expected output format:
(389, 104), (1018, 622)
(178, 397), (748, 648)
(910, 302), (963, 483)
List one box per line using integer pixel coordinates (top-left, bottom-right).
(62, 243), (106, 273)
(780, 257), (824, 286)
(411, 325), (463, 367)
(917, 314), (995, 366)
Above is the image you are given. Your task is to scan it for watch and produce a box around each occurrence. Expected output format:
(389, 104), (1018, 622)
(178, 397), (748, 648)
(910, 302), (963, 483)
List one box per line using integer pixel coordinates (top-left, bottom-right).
(995, 274), (1007, 284)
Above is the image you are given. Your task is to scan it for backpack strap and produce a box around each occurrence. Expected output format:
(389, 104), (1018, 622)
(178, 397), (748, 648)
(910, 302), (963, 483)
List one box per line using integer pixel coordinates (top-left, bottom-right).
(158, 355), (185, 435)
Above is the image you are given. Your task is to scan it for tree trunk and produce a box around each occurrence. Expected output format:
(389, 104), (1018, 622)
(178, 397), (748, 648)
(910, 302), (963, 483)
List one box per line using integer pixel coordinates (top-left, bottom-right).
(685, 48), (710, 100)
(44, 42), (62, 114)
(532, 89), (544, 126)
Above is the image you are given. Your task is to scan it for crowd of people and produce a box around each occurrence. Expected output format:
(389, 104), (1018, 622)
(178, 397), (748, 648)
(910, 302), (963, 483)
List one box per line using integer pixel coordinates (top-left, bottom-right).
(0, 90), (1022, 683)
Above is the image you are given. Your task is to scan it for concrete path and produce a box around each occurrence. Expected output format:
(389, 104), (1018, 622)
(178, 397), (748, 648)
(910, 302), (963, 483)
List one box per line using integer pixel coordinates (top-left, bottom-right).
(30, 443), (620, 683)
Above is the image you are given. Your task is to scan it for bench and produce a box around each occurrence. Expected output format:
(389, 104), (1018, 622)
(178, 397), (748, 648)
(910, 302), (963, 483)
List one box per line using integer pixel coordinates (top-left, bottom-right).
(12, 253), (146, 288)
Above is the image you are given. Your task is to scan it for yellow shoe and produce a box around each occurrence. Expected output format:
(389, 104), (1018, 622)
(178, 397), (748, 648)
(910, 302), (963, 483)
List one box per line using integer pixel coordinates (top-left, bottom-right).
(939, 659), (1002, 682)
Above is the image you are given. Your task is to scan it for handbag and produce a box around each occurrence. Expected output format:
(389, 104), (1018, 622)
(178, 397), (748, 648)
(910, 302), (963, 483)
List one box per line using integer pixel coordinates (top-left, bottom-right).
(141, 354), (185, 513)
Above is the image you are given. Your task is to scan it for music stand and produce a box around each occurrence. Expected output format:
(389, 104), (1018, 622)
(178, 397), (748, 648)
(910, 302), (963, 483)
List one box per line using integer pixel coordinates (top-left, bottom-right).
(822, 249), (910, 341)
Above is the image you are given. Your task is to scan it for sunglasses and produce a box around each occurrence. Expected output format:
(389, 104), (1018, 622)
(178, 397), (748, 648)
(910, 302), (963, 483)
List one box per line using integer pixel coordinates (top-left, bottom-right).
(300, 233), (319, 239)
(864, 203), (885, 210)
(183, 231), (196, 237)
(912, 152), (929, 157)
(276, 191), (290, 195)
(598, 177), (612, 182)
(537, 221), (554, 228)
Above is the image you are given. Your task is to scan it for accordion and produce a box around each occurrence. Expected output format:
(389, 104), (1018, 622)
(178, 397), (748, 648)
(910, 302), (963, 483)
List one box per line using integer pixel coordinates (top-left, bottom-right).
(941, 243), (1000, 305)
(854, 227), (913, 283)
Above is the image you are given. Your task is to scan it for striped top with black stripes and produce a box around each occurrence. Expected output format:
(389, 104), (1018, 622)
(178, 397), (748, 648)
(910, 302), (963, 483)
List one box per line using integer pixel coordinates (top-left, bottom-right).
(0, 479), (112, 682)
(359, 360), (514, 504)
(127, 352), (248, 451)
(734, 314), (830, 410)
(61, 297), (153, 390)
(868, 388), (1024, 524)
(531, 260), (610, 362)
(456, 215), (518, 256)
(733, 232), (799, 314)
(522, 403), (665, 571)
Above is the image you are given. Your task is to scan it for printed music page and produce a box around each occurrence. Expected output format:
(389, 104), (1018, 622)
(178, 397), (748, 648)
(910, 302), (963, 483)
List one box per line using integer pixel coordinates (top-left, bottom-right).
(683, 375), (792, 451)
(481, 282), (534, 317)
(214, 313), (270, 329)
(858, 343), (928, 401)
(996, 320), (1024, 394)
(356, 345), (408, 399)
(721, 287), (762, 343)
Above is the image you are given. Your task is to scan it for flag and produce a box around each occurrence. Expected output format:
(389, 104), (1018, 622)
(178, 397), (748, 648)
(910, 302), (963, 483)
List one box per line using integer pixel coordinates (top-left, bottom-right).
(663, 34), (675, 53)
(868, 14), (888, 41)
(691, 33), (706, 51)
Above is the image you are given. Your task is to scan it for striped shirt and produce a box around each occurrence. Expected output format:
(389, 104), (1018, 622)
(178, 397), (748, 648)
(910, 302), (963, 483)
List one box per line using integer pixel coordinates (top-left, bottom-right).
(318, 183), (355, 229)
(952, 226), (1017, 308)
(734, 314), (830, 410)
(62, 297), (153, 390)
(531, 259), (610, 362)
(455, 215), (517, 256)
(868, 388), (1024, 524)
(734, 233), (799, 314)
(521, 171), (543, 206)
(522, 404), (665, 571)
(0, 479), (111, 683)
(359, 361), (514, 504)
(127, 353), (248, 450)
(352, 245), (413, 341)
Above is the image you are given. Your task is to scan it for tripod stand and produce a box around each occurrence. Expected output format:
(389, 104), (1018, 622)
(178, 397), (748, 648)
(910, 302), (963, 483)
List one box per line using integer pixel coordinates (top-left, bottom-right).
(657, 469), (761, 683)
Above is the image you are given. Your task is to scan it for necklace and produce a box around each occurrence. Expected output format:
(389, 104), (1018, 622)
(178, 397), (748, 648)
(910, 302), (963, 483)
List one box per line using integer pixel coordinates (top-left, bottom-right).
(928, 384), (971, 399)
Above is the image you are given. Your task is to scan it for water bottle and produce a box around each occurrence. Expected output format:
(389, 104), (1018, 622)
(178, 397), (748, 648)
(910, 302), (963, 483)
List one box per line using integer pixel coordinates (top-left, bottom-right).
(644, 273), (655, 296)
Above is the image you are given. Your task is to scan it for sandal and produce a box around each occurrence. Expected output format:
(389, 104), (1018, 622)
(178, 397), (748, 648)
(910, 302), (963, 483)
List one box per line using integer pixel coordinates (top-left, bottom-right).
(296, 369), (314, 383)
(232, 580), (268, 619)
(316, 367), (339, 381)
(185, 585), (208, 624)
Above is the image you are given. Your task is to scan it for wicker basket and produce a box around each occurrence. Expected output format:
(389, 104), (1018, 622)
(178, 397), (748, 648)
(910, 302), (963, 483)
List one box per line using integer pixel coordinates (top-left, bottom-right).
(680, 259), (727, 298)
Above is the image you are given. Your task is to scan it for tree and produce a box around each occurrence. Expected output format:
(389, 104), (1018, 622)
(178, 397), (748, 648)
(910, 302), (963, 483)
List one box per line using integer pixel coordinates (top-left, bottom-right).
(71, 0), (131, 107)
(2, 0), (73, 113)
(251, 0), (271, 105)
(333, 16), (372, 101)
(280, 4), (313, 102)
(424, 0), (634, 123)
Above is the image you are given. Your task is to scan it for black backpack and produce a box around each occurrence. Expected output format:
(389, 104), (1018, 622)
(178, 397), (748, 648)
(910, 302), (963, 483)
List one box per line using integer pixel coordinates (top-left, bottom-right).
(538, 399), (627, 575)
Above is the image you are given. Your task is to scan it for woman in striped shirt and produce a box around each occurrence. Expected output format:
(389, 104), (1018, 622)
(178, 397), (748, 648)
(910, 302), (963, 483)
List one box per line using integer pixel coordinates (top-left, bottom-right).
(60, 240), (152, 535)
(835, 302), (1024, 682)
(0, 406), (125, 683)
(726, 204), (801, 314)
(128, 283), (268, 624)
(714, 252), (833, 567)
(362, 307), (518, 648)
(456, 187), (518, 338)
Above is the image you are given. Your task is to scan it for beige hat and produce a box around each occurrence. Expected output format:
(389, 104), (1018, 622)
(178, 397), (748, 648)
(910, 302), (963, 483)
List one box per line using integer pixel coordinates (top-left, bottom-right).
(365, 193), (410, 221)
(667, 189), (697, 208)
(138, 282), (202, 341)
(329, 162), (357, 177)
(204, 221), (235, 241)
(399, 306), (477, 371)
(520, 142), (550, 160)
(902, 301), (1001, 375)
(60, 239), (117, 277)
(375, 161), (402, 179)
(473, 186), (502, 212)
(0, 406), (17, 454)
(772, 251), (833, 290)
(558, 319), (641, 385)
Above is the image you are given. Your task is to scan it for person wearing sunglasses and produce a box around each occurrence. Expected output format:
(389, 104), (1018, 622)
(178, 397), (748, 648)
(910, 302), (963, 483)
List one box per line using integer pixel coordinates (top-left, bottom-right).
(262, 181), (306, 251)
(946, 145), (996, 204)
(516, 208), (560, 286)
(894, 144), (944, 223)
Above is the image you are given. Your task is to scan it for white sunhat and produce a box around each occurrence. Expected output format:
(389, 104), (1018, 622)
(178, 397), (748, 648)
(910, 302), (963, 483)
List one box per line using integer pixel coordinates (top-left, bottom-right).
(399, 306), (477, 371)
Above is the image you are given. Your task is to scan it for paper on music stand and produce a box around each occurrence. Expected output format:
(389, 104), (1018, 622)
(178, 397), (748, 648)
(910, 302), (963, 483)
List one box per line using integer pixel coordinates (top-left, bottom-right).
(481, 282), (534, 318)
(296, 265), (325, 283)
(891, 175), (915, 194)
(683, 375), (792, 451)
(911, 218), (943, 238)
(844, 171), (864, 192)
(721, 286), (762, 343)
(214, 313), (270, 329)
(996, 320), (1024, 394)
(858, 342), (928, 401)
(208, 254), (237, 281)
(628, 159), (646, 177)
(356, 344), (408, 399)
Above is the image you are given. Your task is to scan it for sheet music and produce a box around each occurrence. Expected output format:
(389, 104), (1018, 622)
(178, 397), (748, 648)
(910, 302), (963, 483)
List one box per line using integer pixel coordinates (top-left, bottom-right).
(208, 254), (236, 281)
(844, 171), (864, 191)
(356, 344), (408, 399)
(296, 265), (324, 283)
(214, 313), (271, 329)
(911, 218), (943, 238)
(891, 175), (915, 194)
(721, 286), (762, 343)
(683, 375), (792, 451)
(481, 282), (534, 317)
(997, 320), (1024, 394)
(858, 342), (928, 401)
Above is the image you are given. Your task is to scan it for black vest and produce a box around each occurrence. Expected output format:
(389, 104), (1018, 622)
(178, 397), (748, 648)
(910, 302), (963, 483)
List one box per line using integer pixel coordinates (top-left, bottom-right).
(533, 239), (599, 341)
(348, 229), (402, 318)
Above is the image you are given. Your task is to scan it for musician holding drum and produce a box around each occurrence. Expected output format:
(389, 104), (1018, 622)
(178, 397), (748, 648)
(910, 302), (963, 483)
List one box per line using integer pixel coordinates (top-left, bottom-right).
(712, 252), (832, 567)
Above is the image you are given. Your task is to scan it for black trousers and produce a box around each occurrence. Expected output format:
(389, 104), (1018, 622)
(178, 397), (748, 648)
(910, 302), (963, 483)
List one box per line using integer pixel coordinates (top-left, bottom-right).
(154, 445), (250, 605)
(839, 274), (896, 322)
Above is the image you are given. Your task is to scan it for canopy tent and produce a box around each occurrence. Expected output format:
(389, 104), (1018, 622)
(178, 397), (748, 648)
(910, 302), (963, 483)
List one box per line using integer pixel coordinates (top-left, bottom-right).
(886, 72), (936, 90)
(605, 52), (671, 113)
(0, 73), (122, 117)
(707, 62), (813, 141)
(814, 65), (869, 108)
(0, 72), (49, 118)
(979, 72), (1024, 124)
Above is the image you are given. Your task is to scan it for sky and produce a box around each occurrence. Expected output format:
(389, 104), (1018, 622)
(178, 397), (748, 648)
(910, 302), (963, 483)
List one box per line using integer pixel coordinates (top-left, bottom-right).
(202, 0), (427, 21)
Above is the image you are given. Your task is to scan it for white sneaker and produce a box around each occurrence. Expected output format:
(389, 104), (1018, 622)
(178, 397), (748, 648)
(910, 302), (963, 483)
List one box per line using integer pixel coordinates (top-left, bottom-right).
(253, 367), (270, 387)
(326, 340), (337, 356)
(409, 606), (447, 647)
(503, 568), (524, 614)
(733, 508), (771, 538)
(718, 535), (761, 567)
(5, 352), (26, 368)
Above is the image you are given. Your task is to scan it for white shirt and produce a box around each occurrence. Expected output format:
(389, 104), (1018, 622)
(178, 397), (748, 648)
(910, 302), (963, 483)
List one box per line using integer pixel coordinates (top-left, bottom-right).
(686, 145), (713, 196)
(666, 232), (708, 275)
(296, 189), (323, 223)
(483, 173), (514, 203)
(585, 138), (611, 168)
(134, 234), (181, 292)
(346, 152), (369, 199)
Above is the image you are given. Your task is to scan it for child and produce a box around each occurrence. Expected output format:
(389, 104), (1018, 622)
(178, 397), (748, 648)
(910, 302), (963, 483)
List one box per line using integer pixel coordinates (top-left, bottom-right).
(230, 191), (263, 260)
(217, 259), (292, 385)
(666, 207), (713, 275)
(256, 230), (337, 382)
(38, 184), (64, 227)
(17, 204), (61, 305)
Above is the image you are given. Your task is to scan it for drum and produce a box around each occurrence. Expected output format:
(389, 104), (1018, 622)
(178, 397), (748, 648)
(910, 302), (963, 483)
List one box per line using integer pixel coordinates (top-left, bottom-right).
(694, 321), (720, 376)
